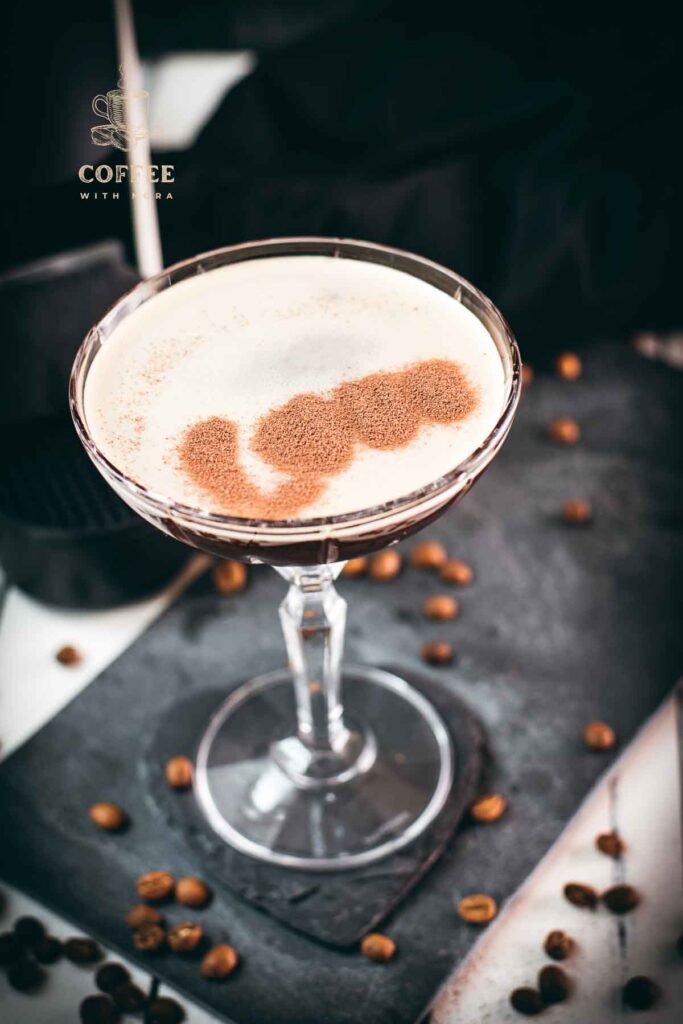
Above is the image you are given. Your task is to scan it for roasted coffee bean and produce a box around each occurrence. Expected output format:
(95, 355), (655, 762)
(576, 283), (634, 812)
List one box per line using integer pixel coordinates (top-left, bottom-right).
(582, 720), (615, 750)
(622, 975), (661, 1011)
(201, 944), (240, 979)
(33, 935), (63, 964)
(521, 365), (534, 387)
(64, 936), (103, 964)
(133, 924), (166, 953)
(96, 962), (130, 994)
(440, 559), (474, 586)
(538, 965), (571, 1004)
(125, 904), (163, 930)
(410, 541), (447, 570)
(89, 802), (127, 831)
(112, 981), (148, 1013)
(368, 549), (402, 581)
(137, 870), (174, 901)
(423, 594), (459, 621)
(421, 640), (453, 666)
(360, 933), (396, 962)
(602, 884), (640, 915)
(14, 916), (46, 947)
(145, 996), (186, 1024)
(175, 877), (211, 908)
(80, 994), (120, 1023)
(562, 498), (593, 525)
(8, 958), (46, 992)
(544, 930), (574, 961)
(168, 922), (202, 954)
(563, 882), (598, 909)
(548, 418), (580, 445)
(0, 930), (23, 966)
(341, 557), (368, 577)
(165, 756), (193, 790)
(56, 644), (82, 666)
(555, 352), (582, 380)
(457, 894), (497, 924)
(212, 560), (247, 594)
(509, 987), (544, 1016)
(470, 794), (507, 824)
(595, 831), (625, 859)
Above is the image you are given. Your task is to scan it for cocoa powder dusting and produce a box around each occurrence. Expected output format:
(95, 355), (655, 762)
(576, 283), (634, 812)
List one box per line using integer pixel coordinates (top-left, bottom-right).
(177, 359), (478, 518)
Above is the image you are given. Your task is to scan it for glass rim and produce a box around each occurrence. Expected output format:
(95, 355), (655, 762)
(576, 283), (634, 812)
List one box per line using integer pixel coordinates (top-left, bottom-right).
(70, 236), (522, 536)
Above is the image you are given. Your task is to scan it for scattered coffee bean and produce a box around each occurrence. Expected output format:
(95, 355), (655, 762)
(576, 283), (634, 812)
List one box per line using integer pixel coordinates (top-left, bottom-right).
(212, 560), (247, 594)
(0, 930), (23, 966)
(175, 876), (211, 908)
(596, 830), (625, 859)
(622, 975), (661, 1011)
(89, 802), (127, 832)
(201, 943), (240, 979)
(544, 930), (574, 961)
(368, 549), (402, 581)
(563, 882), (598, 909)
(538, 964), (571, 1004)
(96, 962), (131, 994)
(423, 594), (459, 621)
(470, 793), (507, 824)
(360, 933), (397, 962)
(112, 981), (148, 1013)
(56, 644), (82, 666)
(80, 994), (120, 1024)
(521, 364), (534, 387)
(509, 987), (544, 1016)
(410, 540), (448, 570)
(64, 936), (103, 964)
(133, 924), (166, 953)
(421, 640), (453, 666)
(548, 417), (580, 445)
(341, 557), (368, 577)
(457, 894), (497, 924)
(145, 996), (186, 1024)
(137, 870), (174, 901)
(562, 498), (593, 525)
(165, 755), (193, 790)
(14, 916), (46, 947)
(439, 559), (474, 586)
(33, 935), (63, 964)
(555, 352), (582, 380)
(168, 922), (203, 954)
(582, 720), (616, 751)
(8, 957), (46, 992)
(602, 884), (640, 915)
(125, 904), (163, 930)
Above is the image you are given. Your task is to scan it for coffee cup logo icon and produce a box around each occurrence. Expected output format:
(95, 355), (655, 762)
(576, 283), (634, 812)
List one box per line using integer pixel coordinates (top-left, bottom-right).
(91, 69), (149, 152)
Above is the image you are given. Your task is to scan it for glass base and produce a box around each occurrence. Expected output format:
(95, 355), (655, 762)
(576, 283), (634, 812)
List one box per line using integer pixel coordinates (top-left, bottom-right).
(195, 667), (453, 870)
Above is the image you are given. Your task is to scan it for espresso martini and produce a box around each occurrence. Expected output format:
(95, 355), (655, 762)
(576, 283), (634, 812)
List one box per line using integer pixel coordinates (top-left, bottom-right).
(84, 255), (505, 520)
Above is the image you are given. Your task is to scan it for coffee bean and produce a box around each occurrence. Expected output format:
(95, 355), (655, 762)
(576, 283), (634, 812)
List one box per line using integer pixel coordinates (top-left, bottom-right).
(439, 559), (473, 586)
(410, 541), (447, 570)
(360, 933), (397, 962)
(14, 916), (46, 947)
(469, 793), (507, 824)
(33, 935), (63, 964)
(145, 996), (186, 1024)
(368, 549), (402, 581)
(80, 994), (120, 1023)
(112, 981), (148, 1013)
(562, 498), (593, 525)
(341, 557), (368, 577)
(201, 944), (240, 979)
(622, 975), (661, 1010)
(175, 877), (210, 908)
(602, 884), (640, 915)
(8, 958), (46, 992)
(56, 644), (82, 666)
(595, 831), (625, 859)
(96, 962), (130, 994)
(548, 418), (580, 445)
(165, 756), (193, 790)
(563, 882), (598, 909)
(544, 930), (574, 961)
(89, 802), (127, 831)
(555, 352), (582, 380)
(137, 871), (174, 901)
(509, 987), (544, 1016)
(457, 894), (497, 924)
(582, 721), (616, 751)
(168, 922), (202, 954)
(133, 924), (166, 953)
(212, 560), (247, 594)
(521, 364), (534, 387)
(538, 964), (571, 1004)
(421, 640), (453, 666)
(0, 931), (23, 966)
(423, 594), (459, 621)
(64, 936), (103, 964)
(125, 905), (163, 930)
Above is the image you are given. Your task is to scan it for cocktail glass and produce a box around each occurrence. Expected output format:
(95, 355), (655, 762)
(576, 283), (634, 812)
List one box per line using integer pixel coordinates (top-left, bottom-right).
(70, 238), (521, 870)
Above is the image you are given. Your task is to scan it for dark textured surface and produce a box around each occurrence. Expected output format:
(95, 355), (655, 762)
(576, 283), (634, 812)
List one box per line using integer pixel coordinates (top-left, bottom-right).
(0, 340), (681, 1024)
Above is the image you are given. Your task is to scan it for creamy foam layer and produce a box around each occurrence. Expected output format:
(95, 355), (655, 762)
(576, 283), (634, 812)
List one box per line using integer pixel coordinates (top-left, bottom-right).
(84, 254), (506, 518)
